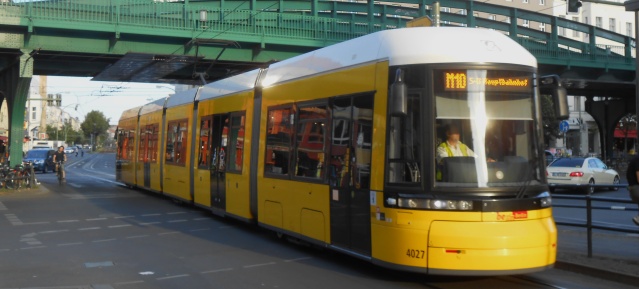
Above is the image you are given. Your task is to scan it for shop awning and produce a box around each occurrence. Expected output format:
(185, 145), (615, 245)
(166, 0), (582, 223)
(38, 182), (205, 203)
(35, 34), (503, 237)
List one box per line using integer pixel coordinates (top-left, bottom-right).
(614, 128), (637, 138)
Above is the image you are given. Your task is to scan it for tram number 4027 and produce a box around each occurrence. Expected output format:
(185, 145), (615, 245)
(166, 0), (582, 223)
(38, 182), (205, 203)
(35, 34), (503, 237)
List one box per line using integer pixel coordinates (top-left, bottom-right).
(406, 249), (425, 259)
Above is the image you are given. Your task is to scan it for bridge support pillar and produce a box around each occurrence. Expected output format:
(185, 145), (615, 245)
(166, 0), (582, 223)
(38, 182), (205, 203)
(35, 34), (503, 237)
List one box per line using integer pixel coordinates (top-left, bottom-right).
(0, 49), (33, 166)
(586, 96), (634, 162)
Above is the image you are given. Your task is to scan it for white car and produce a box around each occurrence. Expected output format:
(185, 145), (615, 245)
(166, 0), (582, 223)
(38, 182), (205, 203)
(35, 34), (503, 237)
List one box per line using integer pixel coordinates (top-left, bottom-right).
(63, 147), (75, 154)
(546, 157), (620, 194)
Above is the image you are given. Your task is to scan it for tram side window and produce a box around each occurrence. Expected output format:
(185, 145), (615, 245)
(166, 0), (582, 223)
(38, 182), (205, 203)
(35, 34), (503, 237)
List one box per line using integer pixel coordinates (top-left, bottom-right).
(116, 129), (126, 160)
(228, 113), (245, 172)
(166, 119), (188, 165)
(198, 118), (212, 168)
(149, 124), (159, 162)
(126, 130), (136, 161)
(387, 92), (422, 184)
(138, 128), (146, 162)
(265, 107), (293, 175)
(294, 105), (327, 179)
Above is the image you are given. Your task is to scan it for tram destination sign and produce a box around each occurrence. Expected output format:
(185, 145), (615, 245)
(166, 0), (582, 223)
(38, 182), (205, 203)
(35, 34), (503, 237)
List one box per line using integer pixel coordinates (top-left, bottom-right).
(441, 71), (531, 93)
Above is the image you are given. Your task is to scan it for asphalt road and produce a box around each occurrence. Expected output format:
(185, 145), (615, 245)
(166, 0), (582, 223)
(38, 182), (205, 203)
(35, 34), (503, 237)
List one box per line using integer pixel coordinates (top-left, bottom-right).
(0, 152), (636, 289)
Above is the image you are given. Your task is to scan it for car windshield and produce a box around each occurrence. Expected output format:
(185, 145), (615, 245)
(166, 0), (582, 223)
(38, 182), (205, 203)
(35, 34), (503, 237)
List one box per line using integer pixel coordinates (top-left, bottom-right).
(549, 158), (584, 168)
(25, 150), (47, 158)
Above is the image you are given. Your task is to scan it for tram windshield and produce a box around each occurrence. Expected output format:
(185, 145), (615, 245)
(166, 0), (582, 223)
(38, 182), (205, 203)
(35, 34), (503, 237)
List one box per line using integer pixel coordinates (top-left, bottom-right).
(434, 69), (540, 187)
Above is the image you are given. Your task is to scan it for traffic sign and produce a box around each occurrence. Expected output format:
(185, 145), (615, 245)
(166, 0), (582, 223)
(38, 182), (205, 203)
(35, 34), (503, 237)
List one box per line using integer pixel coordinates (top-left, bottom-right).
(559, 120), (570, 133)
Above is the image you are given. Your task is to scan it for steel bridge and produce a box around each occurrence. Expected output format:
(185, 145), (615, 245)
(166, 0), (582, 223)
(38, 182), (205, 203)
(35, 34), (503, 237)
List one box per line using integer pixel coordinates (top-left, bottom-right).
(0, 0), (635, 164)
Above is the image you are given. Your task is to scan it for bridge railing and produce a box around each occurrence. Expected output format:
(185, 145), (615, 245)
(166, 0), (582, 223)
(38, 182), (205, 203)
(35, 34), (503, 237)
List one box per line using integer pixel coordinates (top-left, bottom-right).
(0, 0), (634, 68)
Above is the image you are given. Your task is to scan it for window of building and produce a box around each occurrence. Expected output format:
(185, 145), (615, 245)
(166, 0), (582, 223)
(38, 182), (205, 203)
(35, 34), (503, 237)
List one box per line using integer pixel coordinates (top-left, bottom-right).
(522, 19), (529, 28)
(539, 0), (545, 5)
(539, 23), (546, 32)
(489, 15), (496, 21)
(523, 0), (529, 3)
(165, 119), (188, 165)
(595, 17), (602, 28)
(573, 17), (580, 37)
(609, 18), (616, 33)
(558, 15), (566, 36)
(627, 22), (633, 37)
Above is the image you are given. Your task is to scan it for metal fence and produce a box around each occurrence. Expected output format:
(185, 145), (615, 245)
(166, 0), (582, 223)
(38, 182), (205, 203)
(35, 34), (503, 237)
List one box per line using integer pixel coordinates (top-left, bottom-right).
(553, 190), (638, 257)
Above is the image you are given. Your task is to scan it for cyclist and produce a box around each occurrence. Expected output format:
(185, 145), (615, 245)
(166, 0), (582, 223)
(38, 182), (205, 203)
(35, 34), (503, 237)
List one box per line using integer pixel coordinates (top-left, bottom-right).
(52, 146), (67, 182)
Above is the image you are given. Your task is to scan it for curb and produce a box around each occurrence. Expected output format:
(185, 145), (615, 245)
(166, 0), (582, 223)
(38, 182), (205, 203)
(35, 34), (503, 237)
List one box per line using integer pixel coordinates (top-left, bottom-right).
(555, 260), (639, 285)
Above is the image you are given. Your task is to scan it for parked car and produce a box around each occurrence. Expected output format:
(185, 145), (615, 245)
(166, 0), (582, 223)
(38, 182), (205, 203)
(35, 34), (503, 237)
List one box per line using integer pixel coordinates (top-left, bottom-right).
(546, 157), (620, 194)
(23, 149), (55, 173)
(545, 150), (555, 165)
(63, 147), (75, 154)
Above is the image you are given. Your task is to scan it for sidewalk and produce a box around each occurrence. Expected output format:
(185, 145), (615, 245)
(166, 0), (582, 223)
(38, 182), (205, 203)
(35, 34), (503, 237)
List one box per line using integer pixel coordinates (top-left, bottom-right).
(555, 226), (639, 285)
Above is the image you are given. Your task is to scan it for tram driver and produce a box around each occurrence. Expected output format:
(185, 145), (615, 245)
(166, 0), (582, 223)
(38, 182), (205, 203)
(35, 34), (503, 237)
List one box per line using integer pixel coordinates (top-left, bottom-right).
(436, 124), (495, 181)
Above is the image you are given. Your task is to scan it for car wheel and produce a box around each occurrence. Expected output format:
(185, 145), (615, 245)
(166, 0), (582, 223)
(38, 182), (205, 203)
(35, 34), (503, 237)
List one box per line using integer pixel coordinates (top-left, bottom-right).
(582, 179), (595, 194)
(611, 176), (620, 191)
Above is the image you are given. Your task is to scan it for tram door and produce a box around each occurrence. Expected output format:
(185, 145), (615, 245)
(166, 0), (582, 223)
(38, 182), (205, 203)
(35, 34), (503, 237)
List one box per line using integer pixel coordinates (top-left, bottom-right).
(329, 95), (373, 255)
(141, 125), (152, 188)
(210, 115), (229, 211)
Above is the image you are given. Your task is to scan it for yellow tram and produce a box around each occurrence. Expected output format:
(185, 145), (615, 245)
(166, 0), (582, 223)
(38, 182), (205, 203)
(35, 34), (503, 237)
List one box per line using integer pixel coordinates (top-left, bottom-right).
(117, 27), (562, 275)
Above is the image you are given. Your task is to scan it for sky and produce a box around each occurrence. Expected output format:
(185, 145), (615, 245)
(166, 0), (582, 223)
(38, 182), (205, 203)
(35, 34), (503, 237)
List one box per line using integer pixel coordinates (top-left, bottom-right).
(42, 76), (175, 125)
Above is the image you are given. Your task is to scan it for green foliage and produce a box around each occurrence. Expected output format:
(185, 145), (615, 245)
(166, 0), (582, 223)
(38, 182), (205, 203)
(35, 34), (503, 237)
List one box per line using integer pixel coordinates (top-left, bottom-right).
(81, 111), (110, 139)
(45, 121), (79, 142)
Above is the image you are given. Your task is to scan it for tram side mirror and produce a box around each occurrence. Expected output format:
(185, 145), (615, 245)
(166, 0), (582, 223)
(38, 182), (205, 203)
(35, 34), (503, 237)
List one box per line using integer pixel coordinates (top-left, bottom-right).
(552, 86), (569, 120)
(390, 69), (407, 116)
(539, 75), (569, 120)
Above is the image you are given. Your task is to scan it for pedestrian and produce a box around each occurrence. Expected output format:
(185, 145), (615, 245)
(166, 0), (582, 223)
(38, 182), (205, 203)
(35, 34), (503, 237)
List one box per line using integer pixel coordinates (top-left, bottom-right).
(81, 149), (84, 157)
(625, 154), (639, 226)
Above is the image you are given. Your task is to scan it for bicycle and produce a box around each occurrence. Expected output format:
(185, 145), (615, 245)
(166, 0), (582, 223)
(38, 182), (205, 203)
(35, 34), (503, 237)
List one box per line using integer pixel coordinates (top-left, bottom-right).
(55, 161), (65, 185)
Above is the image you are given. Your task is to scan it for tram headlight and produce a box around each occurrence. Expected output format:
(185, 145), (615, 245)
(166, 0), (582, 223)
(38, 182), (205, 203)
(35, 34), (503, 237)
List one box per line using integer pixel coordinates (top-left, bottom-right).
(537, 192), (552, 208)
(397, 198), (473, 211)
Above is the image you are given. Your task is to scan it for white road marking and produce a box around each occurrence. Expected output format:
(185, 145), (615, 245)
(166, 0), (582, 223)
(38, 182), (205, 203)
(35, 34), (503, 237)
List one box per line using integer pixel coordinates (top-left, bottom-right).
(5, 213), (23, 225)
(125, 235), (149, 239)
(243, 262), (276, 268)
(93, 238), (117, 243)
(201, 268), (233, 274)
(78, 227), (101, 231)
(138, 222), (160, 225)
(58, 219), (79, 223)
(156, 274), (190, 280)
(108, 224), (132, 228)
(168, 219), (187, 223)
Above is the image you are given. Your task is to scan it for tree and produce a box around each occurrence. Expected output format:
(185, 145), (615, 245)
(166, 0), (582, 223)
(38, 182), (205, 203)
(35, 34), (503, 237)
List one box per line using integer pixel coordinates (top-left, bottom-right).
(81, 111), (110, 151)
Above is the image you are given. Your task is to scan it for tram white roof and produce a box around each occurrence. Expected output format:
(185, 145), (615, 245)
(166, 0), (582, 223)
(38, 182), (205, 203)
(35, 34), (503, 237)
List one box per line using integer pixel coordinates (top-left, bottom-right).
(165, 87), (199, 108)
(139, 97), (168, 115)
(263, 27), (536, 86)
(119, 106), (142, 120)
(198, 69), (260, 101)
